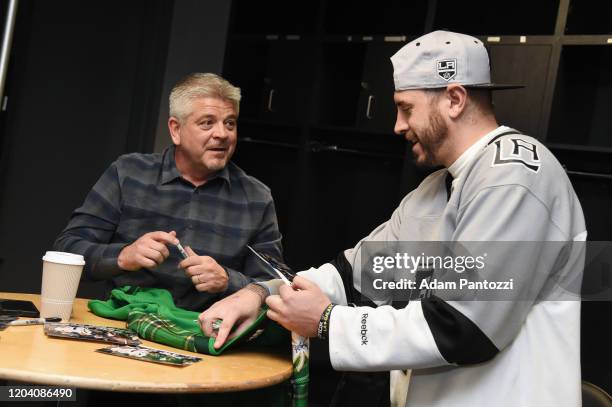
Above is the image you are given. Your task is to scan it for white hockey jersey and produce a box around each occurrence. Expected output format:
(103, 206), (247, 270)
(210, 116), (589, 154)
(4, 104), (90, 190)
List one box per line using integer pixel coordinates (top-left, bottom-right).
(295, 126), (586, 407)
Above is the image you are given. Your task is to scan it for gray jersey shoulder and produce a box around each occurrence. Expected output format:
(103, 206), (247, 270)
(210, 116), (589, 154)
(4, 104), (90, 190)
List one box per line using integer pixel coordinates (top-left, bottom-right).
(461, 134), (570, 207)
(458, 133), (584, 239)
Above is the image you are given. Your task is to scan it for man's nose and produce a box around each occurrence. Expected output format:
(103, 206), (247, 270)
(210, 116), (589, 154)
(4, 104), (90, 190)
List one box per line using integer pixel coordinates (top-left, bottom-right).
(212, 121), (229, 138)
(394, 110), (408, 136)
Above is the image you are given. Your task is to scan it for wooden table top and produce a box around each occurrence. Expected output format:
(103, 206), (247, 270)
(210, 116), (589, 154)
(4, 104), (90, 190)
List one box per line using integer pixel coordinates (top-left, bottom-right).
(0, 292), (292, 393)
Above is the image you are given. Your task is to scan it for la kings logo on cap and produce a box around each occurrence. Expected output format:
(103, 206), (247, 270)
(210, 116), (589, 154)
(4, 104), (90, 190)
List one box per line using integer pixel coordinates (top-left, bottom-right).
(437, 59), (457, 81)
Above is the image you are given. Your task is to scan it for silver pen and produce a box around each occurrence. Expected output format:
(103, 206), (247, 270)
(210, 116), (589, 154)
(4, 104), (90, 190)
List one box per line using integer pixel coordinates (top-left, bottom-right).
(176, 241), (189, 259)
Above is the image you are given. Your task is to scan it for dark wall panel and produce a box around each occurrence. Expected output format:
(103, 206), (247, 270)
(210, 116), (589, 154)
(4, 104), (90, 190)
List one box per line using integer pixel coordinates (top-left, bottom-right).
(0, 0), (173, 298)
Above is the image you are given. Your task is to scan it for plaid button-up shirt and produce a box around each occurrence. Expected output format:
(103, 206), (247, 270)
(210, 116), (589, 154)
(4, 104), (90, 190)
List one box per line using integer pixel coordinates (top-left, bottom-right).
(54, 145), (282, 311)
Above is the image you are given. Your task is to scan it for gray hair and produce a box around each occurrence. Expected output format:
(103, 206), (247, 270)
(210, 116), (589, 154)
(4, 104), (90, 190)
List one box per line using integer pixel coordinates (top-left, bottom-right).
(169, 73), (241, 122)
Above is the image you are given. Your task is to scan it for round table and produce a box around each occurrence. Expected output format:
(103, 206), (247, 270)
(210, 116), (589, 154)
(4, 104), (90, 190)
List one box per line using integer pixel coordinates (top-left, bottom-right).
(0, 292), (292, 393)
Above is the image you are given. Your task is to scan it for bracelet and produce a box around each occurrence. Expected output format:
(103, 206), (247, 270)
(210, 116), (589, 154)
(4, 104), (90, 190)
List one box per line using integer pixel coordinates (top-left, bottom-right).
(244, 283), (269, 305)
(317, 303), (336, 340)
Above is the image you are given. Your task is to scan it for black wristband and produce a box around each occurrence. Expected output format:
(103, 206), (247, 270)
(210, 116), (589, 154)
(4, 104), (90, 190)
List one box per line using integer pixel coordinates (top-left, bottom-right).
(317, 303), (336, 340)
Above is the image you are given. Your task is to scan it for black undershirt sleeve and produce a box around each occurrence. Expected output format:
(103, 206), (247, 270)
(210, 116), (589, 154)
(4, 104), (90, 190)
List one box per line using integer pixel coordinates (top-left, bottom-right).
(422, 295), (500, 365)
(330, 251), (377, 307)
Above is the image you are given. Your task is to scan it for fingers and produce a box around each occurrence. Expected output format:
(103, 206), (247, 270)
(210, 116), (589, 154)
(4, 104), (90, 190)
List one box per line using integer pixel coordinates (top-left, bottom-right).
(198, 315), (219, 338)
(191, 273), (215, 291)
(180, 255), (216, 272)
(145, 241), (169, 263)
(199, 306), (230, 338)
(136, 254), (157, 269)
(265, 295), (288, 325)
(149, 240), (170, 258)
(189, 269), (214, 282)
(266, 308), (282, 323)
(227, 316), (256, 342)
(185, 246), (197, 257)
(198, 311), (216, 337)
(120, 231), (195, 271)
(147, 231), (179, 245)
(180, 257), (197, 269)
(278, 283), (294, 299)
(214, 315), (238, 349)
(192, 272), (228, 293)
(141, 247), (165, 265)
(139, 239), (172, 265)
(264, 287), (329, 337)
(265, 294), (284, 311)
(194, 282), (214, 292)
(196, 281), (226, 293)
(127, 231), (176, 269)
(191, 274), (203, 285)
(291, 275), (315, 290)
(180, 254), (212, 270)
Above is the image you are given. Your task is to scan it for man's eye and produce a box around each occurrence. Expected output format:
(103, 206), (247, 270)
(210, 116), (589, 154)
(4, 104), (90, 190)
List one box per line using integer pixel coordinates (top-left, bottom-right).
(225, 120), (236, 130)
(200, 120), (214, 129)
(400, 107), (412, 116)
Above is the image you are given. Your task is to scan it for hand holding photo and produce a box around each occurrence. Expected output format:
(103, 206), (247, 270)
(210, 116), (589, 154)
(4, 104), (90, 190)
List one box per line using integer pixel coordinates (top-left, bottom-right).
(247, 245), (295, 285)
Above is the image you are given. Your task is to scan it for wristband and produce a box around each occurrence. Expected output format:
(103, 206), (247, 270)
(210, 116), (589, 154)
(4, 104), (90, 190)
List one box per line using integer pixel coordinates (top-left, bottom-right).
(317, 303), (336, 340)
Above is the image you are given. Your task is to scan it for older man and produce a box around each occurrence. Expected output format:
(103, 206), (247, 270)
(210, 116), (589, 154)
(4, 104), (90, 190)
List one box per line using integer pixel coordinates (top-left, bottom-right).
(199, 32), (586, 407)
(54, 73), (282, 311)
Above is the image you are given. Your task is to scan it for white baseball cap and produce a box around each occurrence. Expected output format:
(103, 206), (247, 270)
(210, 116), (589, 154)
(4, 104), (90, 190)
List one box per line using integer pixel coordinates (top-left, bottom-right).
(391, 30), (523, 91)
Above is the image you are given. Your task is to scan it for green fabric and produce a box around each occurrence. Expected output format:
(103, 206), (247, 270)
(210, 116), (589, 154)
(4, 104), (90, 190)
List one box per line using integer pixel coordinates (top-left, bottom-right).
(126, 310), (209, 353)
(88, 286), (288, 355)
(291, 334), (310, 406)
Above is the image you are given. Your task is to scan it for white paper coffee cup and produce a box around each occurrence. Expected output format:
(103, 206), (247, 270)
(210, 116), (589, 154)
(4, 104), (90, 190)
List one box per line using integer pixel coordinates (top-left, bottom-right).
(40, 251), (85, 322)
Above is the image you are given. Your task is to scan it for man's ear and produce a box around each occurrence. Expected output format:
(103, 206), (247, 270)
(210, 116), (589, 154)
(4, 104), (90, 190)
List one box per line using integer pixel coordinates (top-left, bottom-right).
(168, 116), (181, 145)
(445, 84), (468, 119)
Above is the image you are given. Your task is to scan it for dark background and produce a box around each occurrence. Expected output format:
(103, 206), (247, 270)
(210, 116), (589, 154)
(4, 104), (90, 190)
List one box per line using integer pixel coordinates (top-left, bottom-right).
(0, 0), (610, 402)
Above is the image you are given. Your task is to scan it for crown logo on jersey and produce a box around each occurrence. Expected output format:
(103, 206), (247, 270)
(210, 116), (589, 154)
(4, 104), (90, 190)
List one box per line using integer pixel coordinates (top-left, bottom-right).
(437, 59), (457, 81)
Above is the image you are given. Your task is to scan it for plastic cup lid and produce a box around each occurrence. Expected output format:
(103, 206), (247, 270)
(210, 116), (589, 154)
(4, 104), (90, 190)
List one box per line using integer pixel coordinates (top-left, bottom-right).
(42, 251), (85, 266)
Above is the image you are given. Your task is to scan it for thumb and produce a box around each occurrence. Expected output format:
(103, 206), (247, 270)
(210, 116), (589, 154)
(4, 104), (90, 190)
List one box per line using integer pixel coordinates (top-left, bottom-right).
(291, 275), (315, 290)
(169, 230), (177, 237)
(185, 246), (198, 257)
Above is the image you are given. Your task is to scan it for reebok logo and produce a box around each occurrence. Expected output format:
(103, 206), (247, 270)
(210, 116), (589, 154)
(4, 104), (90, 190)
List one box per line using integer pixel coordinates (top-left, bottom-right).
(360, 313), (369, 345)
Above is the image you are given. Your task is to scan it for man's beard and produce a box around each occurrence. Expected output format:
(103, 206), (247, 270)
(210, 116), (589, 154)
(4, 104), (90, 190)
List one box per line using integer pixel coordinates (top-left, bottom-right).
(411, 108), (448, 168)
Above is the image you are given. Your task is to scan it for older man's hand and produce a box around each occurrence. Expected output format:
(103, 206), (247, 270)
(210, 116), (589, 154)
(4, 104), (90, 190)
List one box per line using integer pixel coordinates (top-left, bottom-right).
(117, 231), (178, 271)
(180, 246), (229, 293)
(265, 276), (331, 338)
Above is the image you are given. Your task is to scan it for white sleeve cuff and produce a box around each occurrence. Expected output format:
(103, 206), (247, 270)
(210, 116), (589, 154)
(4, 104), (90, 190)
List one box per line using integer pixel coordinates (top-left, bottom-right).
(298, 263), (348, 305)
(329, 301), (447, 371)
(256, 279), (284, 295)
